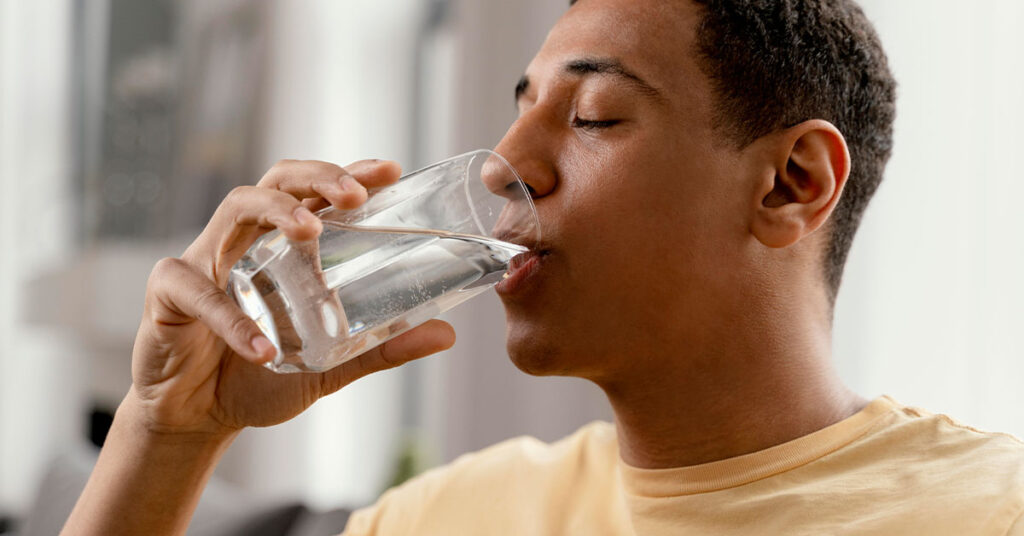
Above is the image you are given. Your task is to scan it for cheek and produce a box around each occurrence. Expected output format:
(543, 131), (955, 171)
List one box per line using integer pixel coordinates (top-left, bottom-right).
(558, 150), (716, 250)
(554, 147), (744, 305)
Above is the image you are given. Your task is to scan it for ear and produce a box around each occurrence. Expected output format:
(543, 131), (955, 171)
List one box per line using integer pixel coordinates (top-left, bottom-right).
(750, 120), (851, 249)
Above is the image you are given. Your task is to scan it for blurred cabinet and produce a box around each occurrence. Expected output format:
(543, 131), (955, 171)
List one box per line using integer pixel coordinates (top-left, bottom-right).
(74, 0), (270, 243)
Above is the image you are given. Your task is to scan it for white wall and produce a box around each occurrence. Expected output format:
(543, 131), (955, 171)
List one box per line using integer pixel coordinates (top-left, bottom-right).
(0, 0), (84, 514)
(835, 1), (1024, 434)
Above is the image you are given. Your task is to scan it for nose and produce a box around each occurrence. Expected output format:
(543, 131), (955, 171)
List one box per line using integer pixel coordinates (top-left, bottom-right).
(491, 110), (558, 199)
(477, 150), (542, 245)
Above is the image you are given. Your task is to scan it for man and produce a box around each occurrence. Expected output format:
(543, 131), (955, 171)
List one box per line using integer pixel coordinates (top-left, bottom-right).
(65, 0), (1024, 534)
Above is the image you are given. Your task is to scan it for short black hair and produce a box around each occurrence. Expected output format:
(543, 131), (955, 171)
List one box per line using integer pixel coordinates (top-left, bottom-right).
(691, 0), (896, 303)
(570, 0), (897, 303)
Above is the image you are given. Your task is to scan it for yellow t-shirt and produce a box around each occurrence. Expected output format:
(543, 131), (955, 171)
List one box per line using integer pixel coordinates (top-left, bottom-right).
(342, 396), (1024, 535)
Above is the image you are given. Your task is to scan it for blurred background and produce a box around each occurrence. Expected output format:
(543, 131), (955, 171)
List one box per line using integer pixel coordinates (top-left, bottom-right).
(0, 0), (1021, 533)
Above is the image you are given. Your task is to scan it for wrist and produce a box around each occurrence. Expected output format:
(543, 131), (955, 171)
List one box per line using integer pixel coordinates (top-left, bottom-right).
(64, 388), (240, 535)
(118, 386), (240, 450)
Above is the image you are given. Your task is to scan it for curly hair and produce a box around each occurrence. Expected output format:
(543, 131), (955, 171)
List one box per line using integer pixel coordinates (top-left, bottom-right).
(570, 0), (897, 303)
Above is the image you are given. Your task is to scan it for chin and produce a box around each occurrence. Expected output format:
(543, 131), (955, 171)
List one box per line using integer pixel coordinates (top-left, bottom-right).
(500, 283), (608, 379)
(504, 322), (565, 376)
(507, 344), (563, 376)
(504, 319), (596, 378)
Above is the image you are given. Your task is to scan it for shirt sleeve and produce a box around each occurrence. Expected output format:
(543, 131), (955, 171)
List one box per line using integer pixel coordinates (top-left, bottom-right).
(336, 486), (413, 536)
(337, 504), (383, 536)
(336, 458), (453, 535)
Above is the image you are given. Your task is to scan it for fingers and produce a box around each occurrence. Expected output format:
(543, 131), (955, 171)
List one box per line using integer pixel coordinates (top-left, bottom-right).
(182, 186), (321, 280)
(258, 159), (402, 210)
(300, 159), (401, 213)
(230, 185), (324, 241)
(344, 159), (403, 188)
(319, 319), (456, 395)
(259, 160), (367, 210)
(183, 159), (403, 275)
(147, 258), (276, 364)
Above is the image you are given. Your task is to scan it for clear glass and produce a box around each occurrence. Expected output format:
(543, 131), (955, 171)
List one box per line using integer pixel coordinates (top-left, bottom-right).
(227, 150), (541, 373)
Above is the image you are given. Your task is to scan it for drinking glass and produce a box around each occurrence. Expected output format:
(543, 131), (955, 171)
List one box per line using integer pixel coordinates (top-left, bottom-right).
(227, 149), (540, 373)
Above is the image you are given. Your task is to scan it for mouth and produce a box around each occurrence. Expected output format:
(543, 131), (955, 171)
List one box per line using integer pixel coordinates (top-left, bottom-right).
(496, 247), (549, 296)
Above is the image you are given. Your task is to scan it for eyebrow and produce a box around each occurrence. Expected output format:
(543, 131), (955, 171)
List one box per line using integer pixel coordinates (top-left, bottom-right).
(514, 57), (664, 105)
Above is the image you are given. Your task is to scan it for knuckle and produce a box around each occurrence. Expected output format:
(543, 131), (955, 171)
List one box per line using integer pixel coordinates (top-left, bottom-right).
(192, 286), (226, 314)
(261, 194), (300, 222)
(314, 160), (344, 176)
(229, 184), (257, 199)
(329, 168), (349, 183)
(307, 162), (347, 185)
(148, 257), (185, 288)
(260, 159), (299, 187)
(376, 340), (401, 368)
(223, 185), (256, 208)
(227, 312), (254, 339)
(271, 189), (300, 206)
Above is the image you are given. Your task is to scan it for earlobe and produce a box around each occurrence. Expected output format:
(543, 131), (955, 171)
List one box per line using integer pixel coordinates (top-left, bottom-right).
(750, 120), (850, 249)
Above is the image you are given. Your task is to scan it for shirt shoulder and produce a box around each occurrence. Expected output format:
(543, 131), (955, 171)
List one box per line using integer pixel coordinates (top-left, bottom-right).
(341, 421), (625, 536)
(875, 399), (1024, 482)
(812, 398), (1024, 534)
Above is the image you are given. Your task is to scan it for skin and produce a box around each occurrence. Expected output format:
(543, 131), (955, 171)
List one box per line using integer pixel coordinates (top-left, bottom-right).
(64, 0), (866, 533)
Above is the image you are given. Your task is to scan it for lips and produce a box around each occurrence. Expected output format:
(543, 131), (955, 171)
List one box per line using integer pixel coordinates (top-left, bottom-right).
(507, 248), (537, 271)
(491, 223), (548, 295)
(496, 248), (547, 295)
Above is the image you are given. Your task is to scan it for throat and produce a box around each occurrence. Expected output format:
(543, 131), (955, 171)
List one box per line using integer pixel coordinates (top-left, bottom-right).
(603, 361), (866, 470)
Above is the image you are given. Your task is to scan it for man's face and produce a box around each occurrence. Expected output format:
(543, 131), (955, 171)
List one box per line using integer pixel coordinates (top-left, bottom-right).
(494, 0), (755, 383)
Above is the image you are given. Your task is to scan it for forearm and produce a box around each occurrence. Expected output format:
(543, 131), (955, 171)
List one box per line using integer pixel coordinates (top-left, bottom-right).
(62, 389), (239, 536)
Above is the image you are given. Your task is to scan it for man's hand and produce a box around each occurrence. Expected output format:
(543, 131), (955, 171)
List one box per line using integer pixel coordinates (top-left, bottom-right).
(130, 158), (455, 436)
(63, 159), (456, 536)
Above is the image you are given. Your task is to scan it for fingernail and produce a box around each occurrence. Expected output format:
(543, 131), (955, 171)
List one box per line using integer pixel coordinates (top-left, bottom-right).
(251, 335), (275, 357)
(341, 177), (361, 191)
(293, 206), (318, 226)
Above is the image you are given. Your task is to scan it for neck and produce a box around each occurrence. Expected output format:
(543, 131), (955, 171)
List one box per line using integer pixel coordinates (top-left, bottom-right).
(599, 292), (866, 469)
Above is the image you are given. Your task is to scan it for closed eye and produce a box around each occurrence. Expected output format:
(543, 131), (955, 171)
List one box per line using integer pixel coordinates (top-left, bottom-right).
(572, 117), (620, 130)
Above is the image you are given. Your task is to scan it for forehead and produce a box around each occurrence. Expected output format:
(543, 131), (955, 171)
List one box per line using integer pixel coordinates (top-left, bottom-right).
(527, 0), (705, 98)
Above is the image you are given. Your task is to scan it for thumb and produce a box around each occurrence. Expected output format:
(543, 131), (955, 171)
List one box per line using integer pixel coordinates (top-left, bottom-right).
(318, 319), (456, 395)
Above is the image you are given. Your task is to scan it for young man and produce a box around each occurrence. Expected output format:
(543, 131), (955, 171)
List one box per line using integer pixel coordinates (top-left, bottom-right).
(65, 0), (1024, 534)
